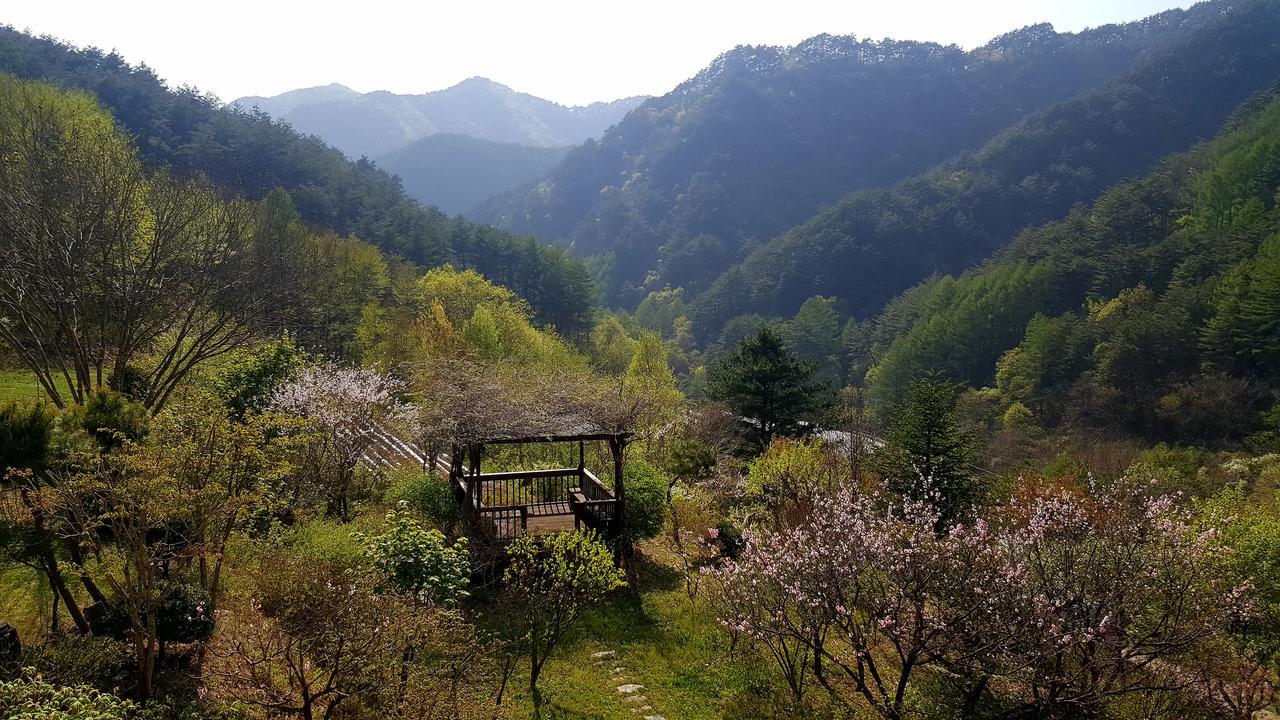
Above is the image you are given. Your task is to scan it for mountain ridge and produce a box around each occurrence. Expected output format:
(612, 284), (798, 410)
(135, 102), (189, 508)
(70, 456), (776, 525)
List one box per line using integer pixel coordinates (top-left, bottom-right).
(472, 3), (1229, 304)
(232, 76), (647, 158)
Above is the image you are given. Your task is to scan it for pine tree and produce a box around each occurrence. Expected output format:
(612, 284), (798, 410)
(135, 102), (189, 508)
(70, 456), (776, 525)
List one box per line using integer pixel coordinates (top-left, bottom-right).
(709, 327), (831, 448)
(872, 373), (977, 525)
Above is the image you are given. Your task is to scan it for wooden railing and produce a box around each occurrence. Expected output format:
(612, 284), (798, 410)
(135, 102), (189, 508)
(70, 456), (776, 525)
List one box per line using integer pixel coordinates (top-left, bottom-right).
(435, 459), (618, 539)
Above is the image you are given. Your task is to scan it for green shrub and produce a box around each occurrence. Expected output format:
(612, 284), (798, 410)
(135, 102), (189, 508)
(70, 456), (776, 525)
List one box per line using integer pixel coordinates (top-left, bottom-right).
(102, 581), (214, 645)
(384, 468), (459, 530)
(621, 460), (667, 544)
(284, 518), (364, 564)
(18, 636), (131, 692)
(0, 674), (136, 719)
(357, 502), (470, 606)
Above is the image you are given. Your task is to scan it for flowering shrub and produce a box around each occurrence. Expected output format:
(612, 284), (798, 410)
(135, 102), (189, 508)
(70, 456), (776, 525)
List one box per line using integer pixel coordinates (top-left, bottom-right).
(712, 477), (1265, 718)
(269, 362), (414, 520)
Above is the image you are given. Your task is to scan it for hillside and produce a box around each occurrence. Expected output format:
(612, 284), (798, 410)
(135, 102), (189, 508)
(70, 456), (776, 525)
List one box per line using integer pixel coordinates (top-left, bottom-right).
(857, 90), (1280, 445)
(0, 27), (596, 335)
(473, 3), (1230, 303)
(376, 134), (570, 215)
(233, 77), (646, 158)
(689, 0), (1280, 341)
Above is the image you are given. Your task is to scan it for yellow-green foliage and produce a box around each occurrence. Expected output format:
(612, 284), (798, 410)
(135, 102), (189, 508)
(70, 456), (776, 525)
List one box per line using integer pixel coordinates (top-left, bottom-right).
(623, 331), (683, 434)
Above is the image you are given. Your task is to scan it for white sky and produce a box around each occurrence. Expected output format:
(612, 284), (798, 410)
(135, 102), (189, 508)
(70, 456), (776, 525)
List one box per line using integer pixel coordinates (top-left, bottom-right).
(5, 0), (1195, 106)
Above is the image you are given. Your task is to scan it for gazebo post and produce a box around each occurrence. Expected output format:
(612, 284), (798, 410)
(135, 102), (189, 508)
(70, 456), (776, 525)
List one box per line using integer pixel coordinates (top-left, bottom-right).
(468, 443), (483, 510)
(607, 434), (628, 543)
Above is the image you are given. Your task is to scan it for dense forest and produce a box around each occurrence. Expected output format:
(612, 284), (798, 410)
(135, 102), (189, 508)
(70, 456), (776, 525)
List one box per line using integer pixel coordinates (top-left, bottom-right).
(474, 1), (1235, 304)
(0, 27), (597, 336)
(4, 3), (1280, 720)
(689, 0), (1280, 339)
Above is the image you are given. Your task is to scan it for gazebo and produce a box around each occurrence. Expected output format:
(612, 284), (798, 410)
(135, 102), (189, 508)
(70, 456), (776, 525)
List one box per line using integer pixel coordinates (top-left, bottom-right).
(416, 360), (643, 543)
(433, 425), (630, 541)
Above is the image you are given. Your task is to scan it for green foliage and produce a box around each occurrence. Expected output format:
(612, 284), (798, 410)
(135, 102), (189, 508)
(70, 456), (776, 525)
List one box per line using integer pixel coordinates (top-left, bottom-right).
(103, 581), (214, 645)
(780, 296), (843, 381)
(462, 306), (501, 360)
(667, 437), (717, 484)
(1001, 402), (1037, 434)
(1209, 489), (1280, 667)
(0, 34), (594, 336)
(384, 469), (460, 530)
(1203, 236), (1280, 378)
(283, 519), (366, 565)
(620, 461), (668, 544)
(0, 675), (137, 720)
(691, 2), (1280, 338)
(586, 315), (640, 374)
(709, 327), (831, 449)
(622, 331), (683, 435)
(504, 530), (625, 691)
(211, 335), (308, 419)
(866, 262), (1069, 408)
(0, 402), (54, 475)
(358, 502), (470, 606)
(74, 391), (148, 452)
(17, 637), (132, 693)
(872, 374), (978, 524)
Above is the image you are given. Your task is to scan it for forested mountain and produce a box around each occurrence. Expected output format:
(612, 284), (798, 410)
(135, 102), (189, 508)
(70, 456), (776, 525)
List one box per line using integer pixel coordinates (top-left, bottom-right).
(0, 27), (595, 335)
(376, 134), (570, 215)
(473, 2), (1231, 304)
(856, 90), (1280, 445)
(690, 0), (1280, 340)
(233, 77), (645, 158)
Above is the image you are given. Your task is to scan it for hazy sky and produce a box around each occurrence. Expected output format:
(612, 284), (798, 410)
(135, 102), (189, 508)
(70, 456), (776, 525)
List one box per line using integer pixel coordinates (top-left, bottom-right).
(7, 0), (1194, 106)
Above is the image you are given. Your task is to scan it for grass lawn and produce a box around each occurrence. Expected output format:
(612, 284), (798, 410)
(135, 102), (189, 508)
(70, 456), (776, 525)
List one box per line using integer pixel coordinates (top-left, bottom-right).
(0, 369), (70, 404)
(494, 550), (795, 720)
(0, 562), (55, 639)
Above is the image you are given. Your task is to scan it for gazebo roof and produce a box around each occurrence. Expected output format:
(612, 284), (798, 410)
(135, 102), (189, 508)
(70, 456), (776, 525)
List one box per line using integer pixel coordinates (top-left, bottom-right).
(416, 360), (641, 448)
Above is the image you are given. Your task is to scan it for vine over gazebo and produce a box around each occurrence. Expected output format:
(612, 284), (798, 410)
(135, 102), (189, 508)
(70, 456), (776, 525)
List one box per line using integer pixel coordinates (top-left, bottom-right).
(413, 360), (648, 544)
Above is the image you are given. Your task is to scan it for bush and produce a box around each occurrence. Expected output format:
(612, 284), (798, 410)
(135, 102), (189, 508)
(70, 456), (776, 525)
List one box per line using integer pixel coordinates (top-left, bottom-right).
(714, 519), (745, 559)
(621, 460), (667, 544)
(284, 518), (365, 564)
(0, 674), (137, 719)
(358, 502), (470, 606)
(17, 636), (131, 692)
(384, 468), (459, 530)
(102, 581), (214, 645)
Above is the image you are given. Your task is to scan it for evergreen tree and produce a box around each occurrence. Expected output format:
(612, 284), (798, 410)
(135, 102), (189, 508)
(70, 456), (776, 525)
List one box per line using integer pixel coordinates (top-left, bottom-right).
(873, 374), (977, 525)
(709, 327), (831, 448)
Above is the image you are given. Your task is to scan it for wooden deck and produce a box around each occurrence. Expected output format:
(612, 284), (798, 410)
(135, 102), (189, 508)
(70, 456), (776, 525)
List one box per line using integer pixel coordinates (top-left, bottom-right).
(482, 503), (579, 538)
(434, 457), (618, 542)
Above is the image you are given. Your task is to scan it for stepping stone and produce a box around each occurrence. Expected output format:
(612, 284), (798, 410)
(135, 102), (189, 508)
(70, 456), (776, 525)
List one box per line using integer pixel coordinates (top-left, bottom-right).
(617, 683), (645, 694)
(623, 695), (647, 704)
(644, 716), (665, 720)
(591, 650), (617, 660)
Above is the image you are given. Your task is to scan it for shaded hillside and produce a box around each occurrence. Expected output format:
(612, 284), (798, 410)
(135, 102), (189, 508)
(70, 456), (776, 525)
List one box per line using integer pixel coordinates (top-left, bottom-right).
(859, 91), (1280, 445)
(376, 134), (570, 215)
(234, 77), (645, 158)
(0, 28), (595, 335)
(475, 3), (1229, 303)
(689, 0), (1280, 341)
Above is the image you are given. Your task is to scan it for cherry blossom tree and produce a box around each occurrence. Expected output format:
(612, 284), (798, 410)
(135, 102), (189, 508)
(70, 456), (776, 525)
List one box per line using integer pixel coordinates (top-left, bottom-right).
(269, 362), (413, 520)
(712, 478), (1266, 719)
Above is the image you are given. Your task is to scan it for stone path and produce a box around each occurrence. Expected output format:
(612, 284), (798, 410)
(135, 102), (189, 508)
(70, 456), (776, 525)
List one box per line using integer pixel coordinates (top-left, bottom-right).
(591, 649), (666, 720)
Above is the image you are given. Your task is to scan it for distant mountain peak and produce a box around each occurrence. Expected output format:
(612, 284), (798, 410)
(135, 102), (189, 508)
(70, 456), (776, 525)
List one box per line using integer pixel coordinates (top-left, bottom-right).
(230, 78), (648, 158)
